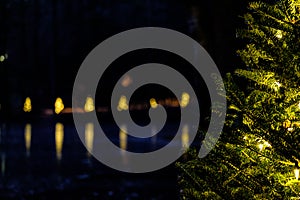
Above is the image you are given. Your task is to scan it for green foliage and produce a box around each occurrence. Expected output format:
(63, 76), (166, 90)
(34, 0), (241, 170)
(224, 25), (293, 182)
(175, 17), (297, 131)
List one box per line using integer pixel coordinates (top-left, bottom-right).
(177, 0), (300, 199)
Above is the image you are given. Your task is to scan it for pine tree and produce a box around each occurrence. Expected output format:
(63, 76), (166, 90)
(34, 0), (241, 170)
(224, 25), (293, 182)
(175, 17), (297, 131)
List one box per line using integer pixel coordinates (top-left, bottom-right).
(177, 0), (300, 199)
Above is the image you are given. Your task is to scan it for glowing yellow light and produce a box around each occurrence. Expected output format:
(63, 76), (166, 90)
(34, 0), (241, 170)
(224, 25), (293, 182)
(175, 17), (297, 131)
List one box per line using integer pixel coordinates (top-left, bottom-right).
(54, 97), (64, 114)
(298, 102), (300, 109)
(150, 98), (158, 109)
(258, 140), (271, 151)
(84, 97), (95, 112)
(288, 127), (294, 132)
(117, 96), (128, 111)
(275, 81), (281, 87)
(180, 92), (190, 108)
(55, 123), (64, 161)
(275, 30), (283, 39)
(85, 123), (94, 157)
(181, 125), (189, 150)
(119, 125), (127, 151)
(264, 141), (271, 148)
(23, 97), (32, 112)
(24, 124), (31, 157)
(258, 143), (264, 151)
(294, 168), (299, 180)
(0, 55), (4, 62)
(273, 81), (281, 92)
(283, 120), (291, 128)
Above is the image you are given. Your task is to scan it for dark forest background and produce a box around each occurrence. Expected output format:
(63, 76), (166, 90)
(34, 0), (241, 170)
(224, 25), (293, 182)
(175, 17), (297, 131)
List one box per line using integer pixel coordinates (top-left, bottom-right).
(0, 0), (247, 118)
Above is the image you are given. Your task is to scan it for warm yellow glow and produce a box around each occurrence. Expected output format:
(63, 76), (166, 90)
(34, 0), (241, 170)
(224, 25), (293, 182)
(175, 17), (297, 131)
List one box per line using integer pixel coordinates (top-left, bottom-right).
(117, 96), (128, 111)
(23, 97), (32, 112)
(298, 102), (300, 109)
(181, 125), (189, 150)
(150, 98), (158, 109)
(258, 143), (264, 151)
(84, 97), (95, 112)
(264, 141), (271, 148)
(294, 168), (299, 180)
(180, 92), (190, 108)
(288, 127), (294, 132)
(275, 30), (283, 39)
(55, 123), (64, 161)
(0, 55), (4, 62)
(283, 120), (291, 128)
(258, 140), (271, 151)
(85, 123), (94, 157)
(119, 125), (127, 151)
(24, 124), (31, 157)
(272, 81), (281, 92)
(54, 97), (64, 114)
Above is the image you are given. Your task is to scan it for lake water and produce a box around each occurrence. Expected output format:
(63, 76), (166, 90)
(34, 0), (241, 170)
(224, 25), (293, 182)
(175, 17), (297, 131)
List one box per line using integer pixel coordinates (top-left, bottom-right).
(0, 118), (192, 199)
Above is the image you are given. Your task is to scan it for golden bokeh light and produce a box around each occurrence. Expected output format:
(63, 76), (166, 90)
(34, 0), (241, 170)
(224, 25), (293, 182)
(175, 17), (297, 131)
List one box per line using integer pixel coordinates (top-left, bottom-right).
(54, 97), (64, 114)
(23, 97), (32, 112)
(117, 95), (129, 111)
(0, 55), (5, 62)
(150, 98), (158, 109)
(84, 97), (95, 112)
(180, 92), (190, 108)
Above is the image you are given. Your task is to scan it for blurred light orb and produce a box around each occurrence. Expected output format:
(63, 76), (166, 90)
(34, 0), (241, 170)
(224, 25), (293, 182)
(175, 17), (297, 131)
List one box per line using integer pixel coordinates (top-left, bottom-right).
(23, 97), (32, 112)
(55, 97), (64, 114)
(117, 95), (128, 111)
(180, 92), (190, 108)
(0, 55), (5, 62)
(150, 98), (158, 109)
(84, 97), (95, 112)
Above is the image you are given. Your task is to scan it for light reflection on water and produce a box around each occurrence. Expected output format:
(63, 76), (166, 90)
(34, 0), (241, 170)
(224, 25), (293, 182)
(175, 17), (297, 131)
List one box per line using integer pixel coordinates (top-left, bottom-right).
(119, 125), (129, 165)
(85, 122), (94, 158)
(19, 122), (191, 162)
(0, 121), (186, 198)
(119, 125), (127, 152)
(55, 123), (64, 161)
(181, 124), (189, 151)
(24, 123), (31, 157)
(1, 122), (190, 169)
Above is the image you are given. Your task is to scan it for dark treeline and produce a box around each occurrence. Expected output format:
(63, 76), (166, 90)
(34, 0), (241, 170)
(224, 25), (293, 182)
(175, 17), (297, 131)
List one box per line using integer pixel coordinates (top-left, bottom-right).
(0, 0), (246, 118)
